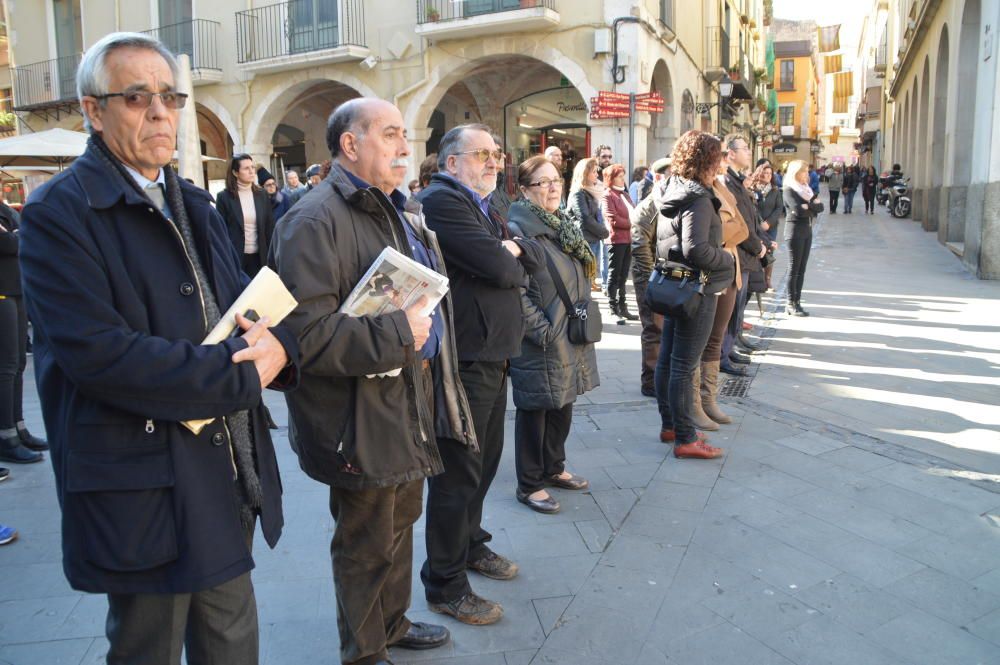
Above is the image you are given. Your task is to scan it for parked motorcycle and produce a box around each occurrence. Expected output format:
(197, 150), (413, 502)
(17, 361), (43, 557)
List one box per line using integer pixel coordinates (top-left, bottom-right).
(888, 177), (912, 218)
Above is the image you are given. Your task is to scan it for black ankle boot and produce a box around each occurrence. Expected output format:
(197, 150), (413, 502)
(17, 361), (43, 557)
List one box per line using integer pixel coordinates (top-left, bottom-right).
(618, 301), (639, 321)
(0, 435), (44, 464)
(19, 429), (49, 451)
(794, 302), (810, 317)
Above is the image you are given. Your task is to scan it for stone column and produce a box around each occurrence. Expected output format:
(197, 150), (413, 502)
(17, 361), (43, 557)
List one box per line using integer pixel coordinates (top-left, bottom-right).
(241, 143), (273, 172)
(407, 126), (433, 184)
(175, 55), (204, 188)
(925, 187), (940, 232)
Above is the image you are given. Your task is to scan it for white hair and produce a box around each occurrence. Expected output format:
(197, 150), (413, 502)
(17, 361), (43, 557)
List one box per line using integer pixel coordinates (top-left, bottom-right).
(77, 32), (179, 132)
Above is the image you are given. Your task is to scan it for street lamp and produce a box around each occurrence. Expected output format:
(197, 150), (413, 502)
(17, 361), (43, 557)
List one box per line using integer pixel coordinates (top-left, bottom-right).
(695, 75), (735, 136)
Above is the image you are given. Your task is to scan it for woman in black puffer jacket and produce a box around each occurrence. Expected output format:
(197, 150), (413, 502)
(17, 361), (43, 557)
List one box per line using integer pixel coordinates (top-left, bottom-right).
(653, 131), (735, 460)
(0, 202), (46, 465)
(783, 159), (824, 316)
(508, 156), (600, 515)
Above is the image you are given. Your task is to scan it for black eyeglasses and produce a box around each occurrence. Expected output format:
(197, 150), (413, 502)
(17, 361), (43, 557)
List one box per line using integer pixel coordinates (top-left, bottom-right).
(457, 149), (505, 163)
(93, 90), (189, 110)
(527, 177), (564, 189)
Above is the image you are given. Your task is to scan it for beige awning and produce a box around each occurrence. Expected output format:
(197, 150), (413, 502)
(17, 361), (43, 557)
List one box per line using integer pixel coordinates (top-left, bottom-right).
(824, 54), (842, 72)
(832, 71), (853, 113)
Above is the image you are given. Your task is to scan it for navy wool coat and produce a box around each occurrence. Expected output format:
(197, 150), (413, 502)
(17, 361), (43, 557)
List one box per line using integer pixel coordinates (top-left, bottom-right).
(19, 145), (298, 595)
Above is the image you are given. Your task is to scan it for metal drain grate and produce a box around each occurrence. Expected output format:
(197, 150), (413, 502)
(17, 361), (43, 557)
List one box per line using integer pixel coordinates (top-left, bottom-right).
(720, 376), (752, 398)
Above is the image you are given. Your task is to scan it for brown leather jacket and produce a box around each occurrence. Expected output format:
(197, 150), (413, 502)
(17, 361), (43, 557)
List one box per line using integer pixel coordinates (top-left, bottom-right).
(713, 177), (749, 289)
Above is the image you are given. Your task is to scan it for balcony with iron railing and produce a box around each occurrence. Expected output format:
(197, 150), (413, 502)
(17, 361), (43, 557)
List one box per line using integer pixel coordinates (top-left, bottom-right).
(142, 19), (222, 84)
(236, 0), (369, 74)
(874, 36), (888, 77)
(415, 0), (559, 40)
(11, 53), (82, 113)
(704, 27), (755, 100)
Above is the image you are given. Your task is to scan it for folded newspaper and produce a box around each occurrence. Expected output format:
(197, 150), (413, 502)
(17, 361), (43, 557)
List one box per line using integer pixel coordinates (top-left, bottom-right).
(341, 246), (449, 378)
(181, 266), (299, 434)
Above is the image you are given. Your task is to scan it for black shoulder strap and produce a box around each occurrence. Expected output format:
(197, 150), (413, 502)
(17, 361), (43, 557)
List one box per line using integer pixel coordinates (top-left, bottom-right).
(543, 250), (577, 316)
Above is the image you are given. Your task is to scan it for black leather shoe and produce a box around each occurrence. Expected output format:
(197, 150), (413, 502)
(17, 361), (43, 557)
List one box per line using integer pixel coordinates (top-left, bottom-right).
(794, 303), (811, 316)
(719, 360), (748, 377)
(546, 472), (589, 490)
(516, 488), (560, 514)
(728, 351), (751, 365)
(641, 386), (656, 397)
(18, 429), (49, 452)
(0, 435), (43, 464)
(389, 621), (450, 650)
(737, 335), (761, 352)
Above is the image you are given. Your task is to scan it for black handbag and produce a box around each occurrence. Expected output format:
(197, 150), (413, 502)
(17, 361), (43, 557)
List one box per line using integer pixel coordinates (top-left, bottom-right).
(544, 252), (602, 344)
(645, 263), (706, 320)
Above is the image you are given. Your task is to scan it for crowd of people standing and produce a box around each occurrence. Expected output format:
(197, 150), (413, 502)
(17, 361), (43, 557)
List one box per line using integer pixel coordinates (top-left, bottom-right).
(2, 29), (862, 665)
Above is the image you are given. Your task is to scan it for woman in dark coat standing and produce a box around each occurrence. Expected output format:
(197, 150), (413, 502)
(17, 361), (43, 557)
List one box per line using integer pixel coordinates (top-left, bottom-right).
(783, 159), (824, 316)
(747, 163), (782, 290)
(0, 202), (46, 465)
(215, 153), (275, 276)
(508, 155), (600, 515)
(862, 166), (878, 214)
(601, 163), (638, 321)
(566, 157), (608, 292)
(654, 131), (735, 460)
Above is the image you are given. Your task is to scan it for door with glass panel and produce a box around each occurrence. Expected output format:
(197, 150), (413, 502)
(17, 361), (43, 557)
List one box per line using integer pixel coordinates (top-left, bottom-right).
(158, 0), (194, 60)
(464, 0), (522, 18)
(289, 0), (339, 54)
(52, 0), (82, 100)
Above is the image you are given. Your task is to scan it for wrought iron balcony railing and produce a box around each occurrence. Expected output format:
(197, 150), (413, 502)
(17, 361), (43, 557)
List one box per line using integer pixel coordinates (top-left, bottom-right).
(236, 0), (366, 64)
(142, 19), (221, 71)
(416, 0), (556, 25)
(11, 53), (82, 110)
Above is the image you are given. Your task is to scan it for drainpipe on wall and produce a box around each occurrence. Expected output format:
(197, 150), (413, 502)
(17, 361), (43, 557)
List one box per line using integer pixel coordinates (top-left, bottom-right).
(237, 78), (252, 152)
(392, 41), (431, 111)
(114, 0), (121, 31)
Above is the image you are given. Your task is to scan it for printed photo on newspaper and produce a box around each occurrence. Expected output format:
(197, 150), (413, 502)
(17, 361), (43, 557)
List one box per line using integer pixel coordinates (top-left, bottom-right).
(341, 246), (449, 318)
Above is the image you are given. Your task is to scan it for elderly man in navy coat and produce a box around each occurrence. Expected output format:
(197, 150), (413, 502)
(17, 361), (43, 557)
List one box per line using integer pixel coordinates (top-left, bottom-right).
(19, 33), (297, 665)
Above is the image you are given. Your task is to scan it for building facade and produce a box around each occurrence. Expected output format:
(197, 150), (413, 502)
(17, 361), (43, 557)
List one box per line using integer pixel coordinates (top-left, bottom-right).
(875, 0), (999, 279)
(768, 36), (820, 167)
(3, 0), (766, 194)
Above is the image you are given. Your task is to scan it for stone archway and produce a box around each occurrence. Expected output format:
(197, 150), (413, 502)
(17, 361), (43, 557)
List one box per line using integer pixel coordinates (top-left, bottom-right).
(646, 59), (676, 165)
(244, 70), (377, 161)
(948, 0), (982, 245)
(401, 39), (599, 176)
(931, 25), (949, 236)
(914, 59), (930, 221)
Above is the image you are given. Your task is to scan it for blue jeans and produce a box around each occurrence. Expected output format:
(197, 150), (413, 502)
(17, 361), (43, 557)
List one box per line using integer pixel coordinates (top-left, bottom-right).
(654, 294), (719, 443)
(844, 189), (857, 212)
(589, 241), (608, 283)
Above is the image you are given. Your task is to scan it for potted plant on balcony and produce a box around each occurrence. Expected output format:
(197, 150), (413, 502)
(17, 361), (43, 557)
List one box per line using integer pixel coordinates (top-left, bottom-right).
(727, 65), (741, 82)
(425, 5), (440, 22)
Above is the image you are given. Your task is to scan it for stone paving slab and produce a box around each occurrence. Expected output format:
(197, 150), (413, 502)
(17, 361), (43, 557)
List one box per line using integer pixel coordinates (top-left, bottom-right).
(4, 195), (1000, 664)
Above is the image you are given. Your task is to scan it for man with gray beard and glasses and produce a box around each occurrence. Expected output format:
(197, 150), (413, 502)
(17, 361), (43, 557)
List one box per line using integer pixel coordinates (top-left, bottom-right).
(271, 98), (476, 664)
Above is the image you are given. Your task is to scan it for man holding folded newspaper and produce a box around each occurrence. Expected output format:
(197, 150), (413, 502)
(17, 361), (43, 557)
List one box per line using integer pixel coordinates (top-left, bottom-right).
(271, 98), (478, 665)
(18, 33), (299, 665)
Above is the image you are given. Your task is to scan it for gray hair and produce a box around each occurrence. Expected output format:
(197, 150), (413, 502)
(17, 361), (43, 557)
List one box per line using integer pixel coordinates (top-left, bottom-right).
(77, 32), (179, 132)
(723, 133), (749, 153)
(437, 123), (494, 170)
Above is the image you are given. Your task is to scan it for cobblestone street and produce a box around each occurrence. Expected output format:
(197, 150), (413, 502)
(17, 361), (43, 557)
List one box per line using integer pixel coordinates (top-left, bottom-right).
(3, 194), (1000, 664)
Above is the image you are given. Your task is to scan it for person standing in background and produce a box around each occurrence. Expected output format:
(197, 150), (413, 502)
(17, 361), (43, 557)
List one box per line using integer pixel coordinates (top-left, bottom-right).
(216, 153), (276, 276)
(281, 169), (308, 205)
(601, 164), (638, 324)
(862, 166), (878, 214)
(566, 158), (609, 292)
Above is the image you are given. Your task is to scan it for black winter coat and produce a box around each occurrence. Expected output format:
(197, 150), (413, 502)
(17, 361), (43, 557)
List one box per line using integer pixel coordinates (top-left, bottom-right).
(725, 168), (765, 274)
(783, 188), (823, 241)
(755, 187), (783, 240)
(656, 176), (735, 295)
(270, 165), (475, 490)
(0, 203), (20, 295)
(417, 174), (544, 362)
(216, 186), (275, 262)
(18, 146), (299, 595)
(566, 189), (609, 244)
(507, 202), (599, 410)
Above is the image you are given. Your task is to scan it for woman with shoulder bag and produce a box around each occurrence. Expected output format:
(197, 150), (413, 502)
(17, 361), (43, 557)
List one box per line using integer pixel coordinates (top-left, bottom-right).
(842, 165), (859, 214)
(783, 160), (823, 316)
(508, 155), (600, 514)
(653, 131), (735, 460)
(215, 153), (276, 276)
(566, 158), (609, 292)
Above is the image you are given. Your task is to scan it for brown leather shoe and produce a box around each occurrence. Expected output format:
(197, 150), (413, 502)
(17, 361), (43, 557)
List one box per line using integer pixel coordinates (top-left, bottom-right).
(546, 472), (589, 491)
(674, 441), (725, 459)
(660, 429), (708, 443)
(428, 591), (503, 625)
(468, 550), (519, 580)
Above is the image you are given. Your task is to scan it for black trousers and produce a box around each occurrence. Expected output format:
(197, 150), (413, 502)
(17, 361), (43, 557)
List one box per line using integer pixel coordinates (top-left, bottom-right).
(329, 363), (433, 665)
(514, 404), (573, 494)
(606, 243), (632, 306)
(422, 360), (507, 604)
(106, 535), (258, 665)
(633, 274), (663, 393)
(863, 194), (876, 212)
(241, 252), (262, 277)
(0, 295), (27, 430)
(786, 226), (813, 304)
(829, 189), (840, 212)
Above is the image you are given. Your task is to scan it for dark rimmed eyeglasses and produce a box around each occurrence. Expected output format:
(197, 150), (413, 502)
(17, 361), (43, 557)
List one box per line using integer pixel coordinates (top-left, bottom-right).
(527, 178), (564, 189)
(457, 149), (505, 163)
(93, 90), (189, 110)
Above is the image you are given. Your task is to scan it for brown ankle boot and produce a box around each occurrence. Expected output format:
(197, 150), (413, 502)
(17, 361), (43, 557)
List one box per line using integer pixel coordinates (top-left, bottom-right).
(700, 361), (732, 425)
(690, 365), (719, 431)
